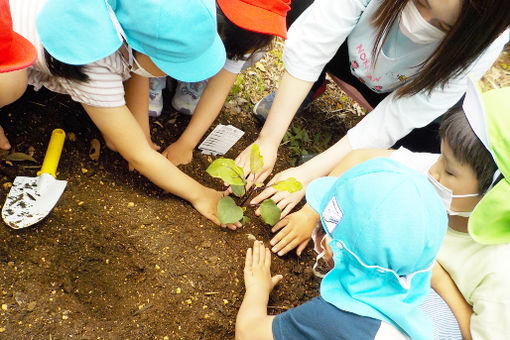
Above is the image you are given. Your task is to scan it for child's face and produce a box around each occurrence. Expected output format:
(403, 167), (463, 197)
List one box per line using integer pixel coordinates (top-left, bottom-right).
(429, 139), (482, 213)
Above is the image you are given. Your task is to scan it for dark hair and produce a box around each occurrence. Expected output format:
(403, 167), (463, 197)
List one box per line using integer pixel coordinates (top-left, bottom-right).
(439, 100), (498, 193)
(44, 49), (89, 82)
(372, 0), (510, 97)
(217, 7), (274, 61)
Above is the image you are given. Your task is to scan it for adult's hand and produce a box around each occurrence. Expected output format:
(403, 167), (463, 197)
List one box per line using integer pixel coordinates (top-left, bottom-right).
(250, 165), (316, 219)
(235, 139), (278, 190)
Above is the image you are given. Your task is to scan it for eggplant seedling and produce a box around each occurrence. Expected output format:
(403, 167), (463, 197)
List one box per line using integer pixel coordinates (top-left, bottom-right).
(206, 144), (302, 226)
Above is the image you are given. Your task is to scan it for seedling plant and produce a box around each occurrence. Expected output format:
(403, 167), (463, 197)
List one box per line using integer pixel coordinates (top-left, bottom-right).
(206, 144), (302, 226)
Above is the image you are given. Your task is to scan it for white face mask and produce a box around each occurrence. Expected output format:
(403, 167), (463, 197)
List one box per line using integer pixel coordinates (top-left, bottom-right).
(311, 228), (330, 278)
(131, 55), (158, 78)
(399, 1), (446, 44)
(427, 172), (479, 217)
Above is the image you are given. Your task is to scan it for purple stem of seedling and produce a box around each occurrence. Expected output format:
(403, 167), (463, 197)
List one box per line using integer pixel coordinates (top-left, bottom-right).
(240, 185), (265, 207)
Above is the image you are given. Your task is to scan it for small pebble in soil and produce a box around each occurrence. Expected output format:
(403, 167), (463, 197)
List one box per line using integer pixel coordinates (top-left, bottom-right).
(2, 182), (12, 190)
(81, 168), (88, 174)
(155, 264), (160, 270)
(127, 202), (135, 207)
(175, 288), (181, 294)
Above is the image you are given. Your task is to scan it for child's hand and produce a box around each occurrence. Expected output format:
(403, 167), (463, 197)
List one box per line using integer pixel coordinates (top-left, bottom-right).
(270, 204), (320, 256)
(162, 140), (193, 166)
(191, 187), (242, 230)
(244, 241), (283, 295)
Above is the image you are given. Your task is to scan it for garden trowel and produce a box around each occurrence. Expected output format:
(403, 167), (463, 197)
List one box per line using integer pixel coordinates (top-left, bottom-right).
(2, 129), (67, 229)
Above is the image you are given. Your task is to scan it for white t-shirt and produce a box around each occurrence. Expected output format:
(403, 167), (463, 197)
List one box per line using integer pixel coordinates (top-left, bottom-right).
(390, 147), (510, 340)
(10, 0), (131, 108)
(283, 0), (509, 149)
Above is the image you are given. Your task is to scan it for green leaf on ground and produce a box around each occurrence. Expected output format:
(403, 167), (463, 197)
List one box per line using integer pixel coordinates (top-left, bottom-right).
(241, 216), (251, 225)
(217, 196), (244, 224)
(231, 184), (246, 197)
(206, 158), (245, 186)
(250, 144), (264, 175)
(260, 199), (281, 226)
(272, 178), (303, 193)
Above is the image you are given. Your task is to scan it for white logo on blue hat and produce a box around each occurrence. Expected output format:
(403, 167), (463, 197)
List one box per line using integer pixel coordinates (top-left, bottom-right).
(322, 197), (343, 234)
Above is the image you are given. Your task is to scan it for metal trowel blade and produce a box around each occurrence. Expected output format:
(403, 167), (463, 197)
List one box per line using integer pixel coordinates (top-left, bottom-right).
(2, 173), (67, 229)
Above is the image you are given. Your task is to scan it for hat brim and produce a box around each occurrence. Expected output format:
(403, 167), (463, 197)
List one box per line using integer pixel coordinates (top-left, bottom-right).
(469, 179), (510, 244)
(463, 76), (494, 160)
(217, 0), (288, 39)
(0, 32), (37, 73)
(149, 33), (226, 83)
(305, 177), (337, 214)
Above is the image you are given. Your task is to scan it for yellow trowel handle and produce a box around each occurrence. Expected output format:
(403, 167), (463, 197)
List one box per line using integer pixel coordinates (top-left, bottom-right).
(37, 129), (66, 177)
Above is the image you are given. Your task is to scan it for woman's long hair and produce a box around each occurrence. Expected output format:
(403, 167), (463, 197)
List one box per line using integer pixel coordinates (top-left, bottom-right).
(372, 0), (510, 97)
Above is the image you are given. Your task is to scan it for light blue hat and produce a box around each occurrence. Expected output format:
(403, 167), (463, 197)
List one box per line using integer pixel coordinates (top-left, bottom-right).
(306, 158), (448, 340)
(36, 0), (226, 82)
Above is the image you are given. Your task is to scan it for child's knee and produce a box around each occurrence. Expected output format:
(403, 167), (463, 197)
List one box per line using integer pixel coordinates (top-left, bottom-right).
(0, 70), (28, 107)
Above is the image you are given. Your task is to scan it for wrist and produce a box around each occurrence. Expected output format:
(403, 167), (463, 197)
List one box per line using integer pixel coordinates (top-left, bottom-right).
(244, 285), (271, 301)
(303, 204), (320, 222)
(257, 132), (283, 149)
(176, 134), (199, 149)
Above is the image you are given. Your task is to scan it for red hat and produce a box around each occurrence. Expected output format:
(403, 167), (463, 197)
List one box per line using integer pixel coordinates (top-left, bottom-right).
(217, 0), (291, 39)
(0, 0), (37, 73)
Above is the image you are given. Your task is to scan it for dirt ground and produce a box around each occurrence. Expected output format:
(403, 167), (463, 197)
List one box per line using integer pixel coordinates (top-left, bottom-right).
(0, 82), (347, 339)
(0, 44), (508, 339)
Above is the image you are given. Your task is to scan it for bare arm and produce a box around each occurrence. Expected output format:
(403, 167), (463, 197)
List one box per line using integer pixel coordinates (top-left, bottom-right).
(163, 69), (238, 165)
(82, 103), (222, 225)
(431, 261), (473, 340)
(236, 241), (281, 340)
(269, 148), (394, 256)
(328, 148), (394, 176)
(236, 71), (313, 185)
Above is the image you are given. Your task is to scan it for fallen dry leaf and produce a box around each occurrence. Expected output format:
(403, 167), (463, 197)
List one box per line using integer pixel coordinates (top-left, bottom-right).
(6, 152), (37, 163)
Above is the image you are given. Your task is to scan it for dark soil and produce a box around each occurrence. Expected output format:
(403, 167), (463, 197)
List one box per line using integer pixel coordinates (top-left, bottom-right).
(0, 86), (347, 339)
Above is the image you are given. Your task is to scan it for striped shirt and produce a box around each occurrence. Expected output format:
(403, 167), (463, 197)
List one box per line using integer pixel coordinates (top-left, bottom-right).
(10, 0), (131, 107)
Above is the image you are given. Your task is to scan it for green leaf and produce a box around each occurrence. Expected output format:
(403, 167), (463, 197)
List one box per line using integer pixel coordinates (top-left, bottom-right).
(272, 177), (303, 193)
(260, 199), (281, 226)
(206, 158), (245, 186)
(255, 182), (263, 188)
(250, 144), (264, 174)
(241, 216), (251, 225)
(231, 184), (246, 197)
(217, 196), (244, 224)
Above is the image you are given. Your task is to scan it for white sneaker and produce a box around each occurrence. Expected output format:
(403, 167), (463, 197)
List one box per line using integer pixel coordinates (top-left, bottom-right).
(148, 78), (166, 117)
(171, 80), (208, 115)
